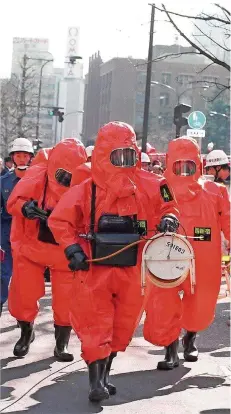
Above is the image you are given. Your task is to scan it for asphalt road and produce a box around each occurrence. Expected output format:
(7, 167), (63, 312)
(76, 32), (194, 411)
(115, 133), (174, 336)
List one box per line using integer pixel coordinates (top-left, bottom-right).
(0, 284), (230, 414)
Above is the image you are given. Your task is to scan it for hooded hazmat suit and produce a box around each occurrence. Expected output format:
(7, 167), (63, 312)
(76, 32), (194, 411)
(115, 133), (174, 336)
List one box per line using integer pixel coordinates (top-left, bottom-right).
(7, 139), (87, 328)
(144, 137), (230, 348)
(48, 121), (179, 365)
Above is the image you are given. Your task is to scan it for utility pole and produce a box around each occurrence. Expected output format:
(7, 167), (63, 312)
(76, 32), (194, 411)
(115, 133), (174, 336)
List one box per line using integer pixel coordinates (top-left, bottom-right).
(142, 3), (155, 153)
(35, 59), (53, 141)
(17, 54), (28, 137)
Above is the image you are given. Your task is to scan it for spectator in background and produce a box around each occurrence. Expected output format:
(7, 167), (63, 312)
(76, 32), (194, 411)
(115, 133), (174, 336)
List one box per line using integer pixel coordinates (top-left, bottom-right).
(86, 146), (95, 163)
(141, 152), (151, 171)
(205, 150), (230, 186)
(1, 156), (14, 176)
(152, 165), (163, 176)
(0, 158), (3, 175)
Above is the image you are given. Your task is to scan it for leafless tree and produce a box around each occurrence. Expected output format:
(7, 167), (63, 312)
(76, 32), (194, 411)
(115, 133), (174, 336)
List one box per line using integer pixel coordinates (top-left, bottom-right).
(153, 3), (230, 72)
(0, 55), (39, 155)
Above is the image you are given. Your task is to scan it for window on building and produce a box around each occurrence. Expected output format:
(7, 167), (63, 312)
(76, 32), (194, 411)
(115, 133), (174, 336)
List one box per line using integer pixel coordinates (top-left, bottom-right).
(135, 112), (143, 126)
(177, 74), (195, 87)
(137, 71), (146, 84)
(158, 112), (172, 127)
(161, 73), (171, 85)
(136, 92), (144, 104)
(160, 93), (169, 107)
(202, 76), (218, 86)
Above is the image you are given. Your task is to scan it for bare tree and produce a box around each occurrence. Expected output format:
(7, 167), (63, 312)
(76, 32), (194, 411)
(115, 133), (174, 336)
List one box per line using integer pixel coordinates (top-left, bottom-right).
(153, 3), (230, 72)
(0, 55), (39, 155)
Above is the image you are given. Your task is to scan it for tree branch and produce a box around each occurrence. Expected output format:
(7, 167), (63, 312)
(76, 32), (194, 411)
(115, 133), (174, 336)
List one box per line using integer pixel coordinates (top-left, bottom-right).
(161, 3), (230, 71)
(195, 62), (215, 74)
(155, 4), (230, 24)
(191, 80), (230, 89)
(135, 51), (201, 66)
(203, 87), (228, 102)
(214, 4), (231, 19)
(193, 22), (230, 51)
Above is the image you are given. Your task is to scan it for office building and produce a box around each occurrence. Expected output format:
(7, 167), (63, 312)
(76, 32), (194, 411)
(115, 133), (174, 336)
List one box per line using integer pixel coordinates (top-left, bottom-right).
(83, 45), (229, 150)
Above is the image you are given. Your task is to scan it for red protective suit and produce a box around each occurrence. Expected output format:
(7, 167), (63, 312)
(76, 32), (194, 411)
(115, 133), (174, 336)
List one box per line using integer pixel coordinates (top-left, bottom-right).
(30, 147), (52, 167)
(49, 121), (179, 363)
(71, 162), (91, 186)
(144, 138), (230, 346)
(7, 139), (87, 325)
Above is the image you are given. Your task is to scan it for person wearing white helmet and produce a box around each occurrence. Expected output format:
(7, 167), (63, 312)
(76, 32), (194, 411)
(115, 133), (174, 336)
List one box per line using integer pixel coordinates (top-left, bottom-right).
(86, 145), (95, 163)
(141, 152), (151, 171)
(205, 149), (230, 185)
(0, 138), (34, 314)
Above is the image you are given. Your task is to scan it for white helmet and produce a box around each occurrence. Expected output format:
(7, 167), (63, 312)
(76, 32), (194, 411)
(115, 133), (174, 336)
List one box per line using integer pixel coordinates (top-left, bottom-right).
(9, 138), (34, 155)
(86, 145), (94, 159)
(205, 150), (229, 168)
(141, 152), (151, 163)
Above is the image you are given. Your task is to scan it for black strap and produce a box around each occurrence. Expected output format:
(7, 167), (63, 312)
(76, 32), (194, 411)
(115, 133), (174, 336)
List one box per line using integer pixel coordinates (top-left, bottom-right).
(41, 176), (48, 210)
(90, 182), (96, 234)
(90, 182), (137, 234)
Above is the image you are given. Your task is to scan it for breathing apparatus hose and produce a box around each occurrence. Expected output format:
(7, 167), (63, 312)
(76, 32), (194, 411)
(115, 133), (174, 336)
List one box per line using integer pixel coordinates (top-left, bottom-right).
(86, 239), (144, 263)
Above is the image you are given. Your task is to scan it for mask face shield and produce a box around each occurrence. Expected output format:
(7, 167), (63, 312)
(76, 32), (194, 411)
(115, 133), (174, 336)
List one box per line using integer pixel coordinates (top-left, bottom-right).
(110, 148), (137, 168)
(173, 160), (196, 177)
(55, 168), (72, 187)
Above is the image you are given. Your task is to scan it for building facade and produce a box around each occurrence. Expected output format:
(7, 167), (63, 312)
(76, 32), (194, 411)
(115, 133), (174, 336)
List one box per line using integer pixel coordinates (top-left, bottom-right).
(82, 44), (229, 150)
(10, 37), (55, 149)
(82, 52), (103, 144)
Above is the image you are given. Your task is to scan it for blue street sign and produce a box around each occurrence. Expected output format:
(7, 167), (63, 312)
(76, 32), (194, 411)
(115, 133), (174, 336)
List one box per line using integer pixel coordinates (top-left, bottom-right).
(188, 111), (206, 129)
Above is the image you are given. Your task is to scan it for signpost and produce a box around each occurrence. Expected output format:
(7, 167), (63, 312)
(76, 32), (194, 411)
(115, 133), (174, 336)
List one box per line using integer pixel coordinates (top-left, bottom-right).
(187, 129), (205, 138)
(188, 111), (206, 129)
(187, 111), (206, 149)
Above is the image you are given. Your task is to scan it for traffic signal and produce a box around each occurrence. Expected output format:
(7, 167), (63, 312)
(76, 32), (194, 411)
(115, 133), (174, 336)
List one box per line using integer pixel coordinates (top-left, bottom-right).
(48, 107), (59, 117)
(173, 103), (192, 138)
(33, 139), (43, 153)
(58, 111), (64, 123)
(48, 107), (64, 122)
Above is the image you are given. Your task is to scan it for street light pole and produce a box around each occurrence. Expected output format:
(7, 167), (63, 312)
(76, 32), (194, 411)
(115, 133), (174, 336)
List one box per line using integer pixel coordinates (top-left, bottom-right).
(142, 3), (155, 153)
(35, 59), (53, 141)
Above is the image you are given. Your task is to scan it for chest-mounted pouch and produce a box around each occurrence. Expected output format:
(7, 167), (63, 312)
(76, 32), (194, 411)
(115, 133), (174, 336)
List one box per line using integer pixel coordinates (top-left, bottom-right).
(38, 210), (59, 245)
(37, 178), (59, 246)
(90, 183), (139, 267)
(98, 214), (135, 233)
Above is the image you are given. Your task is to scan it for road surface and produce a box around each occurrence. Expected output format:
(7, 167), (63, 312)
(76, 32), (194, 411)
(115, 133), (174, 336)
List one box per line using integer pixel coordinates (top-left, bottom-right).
(0, 284), (230, 414)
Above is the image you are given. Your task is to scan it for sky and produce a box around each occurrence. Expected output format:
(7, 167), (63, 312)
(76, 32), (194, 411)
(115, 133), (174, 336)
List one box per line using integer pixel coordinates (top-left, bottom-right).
(0, 0), (229, 78)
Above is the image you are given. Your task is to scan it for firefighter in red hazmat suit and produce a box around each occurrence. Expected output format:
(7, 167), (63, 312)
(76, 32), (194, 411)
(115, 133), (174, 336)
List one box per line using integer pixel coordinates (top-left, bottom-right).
(49, 121), (179, 402)
(144, 137), (230, 370)
(30, 147), (52, 167)
(7, 138), (87, 361)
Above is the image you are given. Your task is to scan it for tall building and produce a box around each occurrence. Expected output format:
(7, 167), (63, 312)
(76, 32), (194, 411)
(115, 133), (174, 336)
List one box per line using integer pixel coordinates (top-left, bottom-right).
(82, 44), (229, 150)
(82, 52), (103, 144)
(10, 37), (55, 148)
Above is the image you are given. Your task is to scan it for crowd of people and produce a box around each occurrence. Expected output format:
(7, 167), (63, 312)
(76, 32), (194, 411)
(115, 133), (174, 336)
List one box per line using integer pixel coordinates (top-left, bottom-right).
(0, 122), (230, 403)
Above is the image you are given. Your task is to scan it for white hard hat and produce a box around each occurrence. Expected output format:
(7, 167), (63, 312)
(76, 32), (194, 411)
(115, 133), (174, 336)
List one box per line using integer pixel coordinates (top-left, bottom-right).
(205, 149), (229, 168)
(86, 145), (94, 158)
(141, 152), (151, 163)
(9, 138), (34, 155)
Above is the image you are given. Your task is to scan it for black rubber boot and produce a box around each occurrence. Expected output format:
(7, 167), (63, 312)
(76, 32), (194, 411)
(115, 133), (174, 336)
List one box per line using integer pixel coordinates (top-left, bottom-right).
(157, 339), (179, 370)
(13, 321), (35, 357)
(88, 358), (110, 402)
(104, 352), (117, 395)
(54, 325), (74, 362)
(182, 331), (198, 362)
